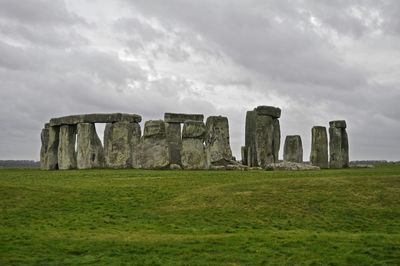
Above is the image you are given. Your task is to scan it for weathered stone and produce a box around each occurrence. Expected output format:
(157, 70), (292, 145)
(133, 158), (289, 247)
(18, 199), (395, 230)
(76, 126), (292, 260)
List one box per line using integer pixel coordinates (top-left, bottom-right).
(255, 106), (281, 118)
(46, 126), (60, 170)
(249, 167), (263, 171)
(140, 120), (170, 169)
(76, 123), (105, 169)
(165, 123), (182, 165)
(170, 164), (182, 170)
(283, 135), (303, 163)
(205, 116), (233, 164)
(181, 138), (207, 169)
(241, 146), (248, 165)
(226, 164), (244, 170)
(210, 165), (226, 170)
(40, 127), (49, 169)
(245, 110), (257, 166)
(266, 162), (320, 171)
(329, 120), (347, 129)
(104, 122), (141, 168)
(182, 121), (206, 139)
(164, 113), (204, 123)
(255, 115), (274, 168)
(58, 125), (77, 170)
(329, 122), (349, 169)
(273, 119), (281, 162)
(310, 126), (329, 168)
(50, 113), (142, 126)
(143, 120), (166, 138)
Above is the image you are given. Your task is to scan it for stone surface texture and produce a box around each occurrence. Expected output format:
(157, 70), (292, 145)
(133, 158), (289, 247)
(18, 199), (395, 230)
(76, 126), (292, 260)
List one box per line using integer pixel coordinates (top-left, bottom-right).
(255, 106), (281, 118)
(164, 113), (204, 123)
(76, 123), (105, 169)
(40, 127), (49, 169)
(182, 121), (206, 139)
(181, 121), (207, 169)
(283, 135), (303, 163)
(329, 120), (349, 168)
(165, 123), (182, 166)
(266, 162), (320, 171)
(58, 125), (77, 170)
(255, 115), (275, 168)
(46, 126), (60, 170)
(310, 126), (329, 168)
(104, 122), (141, 168)
(50, 113), (141, 126)
(205, 116), (233, 165)
(140, 120), (170, 169)
(273, 119), (281, 162)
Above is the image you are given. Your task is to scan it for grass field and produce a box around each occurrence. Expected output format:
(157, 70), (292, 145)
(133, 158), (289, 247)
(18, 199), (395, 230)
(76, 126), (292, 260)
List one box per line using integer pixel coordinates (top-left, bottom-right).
(1, 165), (400, 265)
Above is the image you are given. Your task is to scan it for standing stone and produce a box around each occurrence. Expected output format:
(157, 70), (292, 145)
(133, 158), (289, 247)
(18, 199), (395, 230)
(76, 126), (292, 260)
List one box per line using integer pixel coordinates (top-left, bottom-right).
(273, 119), (281, 162)
(104, 122), (141, 168)
(76, 123), (105, 169)
(165, 123), (182, 166)
(58, 125), (77, 170)
(310, 126), (328, 168)
(46, 126), (60, 170)
(255, 115), (274, 168)
(205, 116), (233, 165)
(283, 135), (303, 163)
(131, 123), (142, 168)
(241, 146), (248, 165)
(245, 110), (257, 166)
(40, 124), (50, 170)
(329, 120), (349, 168)
(140, 120), (170, 169)
(181, 121), (207, 169)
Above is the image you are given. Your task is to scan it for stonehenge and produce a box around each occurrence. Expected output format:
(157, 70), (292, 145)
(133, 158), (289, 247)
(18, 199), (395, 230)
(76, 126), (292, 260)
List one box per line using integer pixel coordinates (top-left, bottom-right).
(40, 110), (350, 171)
(283, 135), (303, 163)
(242, 106), (281, 168)
(329, 120), (349, 168)
(310, 126), (329, 168)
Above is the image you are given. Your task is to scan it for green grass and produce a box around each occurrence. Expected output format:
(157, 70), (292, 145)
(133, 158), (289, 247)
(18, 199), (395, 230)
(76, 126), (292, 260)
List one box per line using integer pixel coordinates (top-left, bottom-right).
(1, 165), (400, 265)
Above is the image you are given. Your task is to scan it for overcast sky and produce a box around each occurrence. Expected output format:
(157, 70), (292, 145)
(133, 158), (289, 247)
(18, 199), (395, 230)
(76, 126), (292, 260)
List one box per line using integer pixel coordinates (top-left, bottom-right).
(0, 0), (399, 161)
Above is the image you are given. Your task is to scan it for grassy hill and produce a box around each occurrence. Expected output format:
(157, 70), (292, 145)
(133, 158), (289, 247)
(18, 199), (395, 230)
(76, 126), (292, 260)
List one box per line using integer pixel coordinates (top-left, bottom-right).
(1, 166), (399, 265)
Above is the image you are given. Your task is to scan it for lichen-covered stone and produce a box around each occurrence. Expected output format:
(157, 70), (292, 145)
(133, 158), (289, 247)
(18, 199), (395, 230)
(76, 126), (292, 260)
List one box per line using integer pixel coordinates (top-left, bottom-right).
(255, 106), (281, 118)
(273, 119), (281, 162)
(50, 113), (141, 126)
(329, 122), (349, 169)
(76, 123), (105, 169)
(181, 138), (207, 169)
(245, 110), (257, 166)
(165, 123), (182, 165)
(164, 113), (204, 123)
(266, 162), (320, 171)
(104, 122), (141, 168)
(40, 127), (49, 170)
(310, 126), (328, 168)
(140, 120), (170, 169)
(255, 115), (274, 168)
(182, 121), (206, 139)
(205, 116), (232, 164)
(46, 126), (60, 170)
(283, 135), (303, 163)
(241, 146), (248, 165)
(58, 125), (77, 170)
(329, 120), (347, 129)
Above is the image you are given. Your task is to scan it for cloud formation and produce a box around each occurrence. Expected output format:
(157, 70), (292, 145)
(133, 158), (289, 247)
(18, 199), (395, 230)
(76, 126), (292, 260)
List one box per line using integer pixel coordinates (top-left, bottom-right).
(0, 0), (399, 160)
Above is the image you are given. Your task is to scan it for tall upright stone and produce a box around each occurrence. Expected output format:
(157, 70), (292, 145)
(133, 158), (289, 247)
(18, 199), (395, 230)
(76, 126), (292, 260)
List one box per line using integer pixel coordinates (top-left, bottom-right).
(273, 119), (281, 162)
(165, 122), (182, 166)
(181, 121), (207, 169)
(46, 126), (60, 170)
(244, 110), (257, 166)
(104, 122), (141, 168)
(243, 106), (281, 168)
(283, 135), (303, 163)
(255, 115), (275, 168)
(205, 116), (233, 165)
(140, 120), (170, 169)
(310, 126), (328, 168)
(58, 125), (77, 170)
(329, 120), (349, 168)
(76, 123), (105, 169)
(40, 124), (50, 170)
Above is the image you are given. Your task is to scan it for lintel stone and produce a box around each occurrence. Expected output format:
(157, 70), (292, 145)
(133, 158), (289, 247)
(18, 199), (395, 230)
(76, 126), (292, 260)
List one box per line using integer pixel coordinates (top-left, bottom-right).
(255, 106), (281, 118)
(50, 113), (142, 126)
(329, 120), (347, 128)
(164, 113), (204, 123)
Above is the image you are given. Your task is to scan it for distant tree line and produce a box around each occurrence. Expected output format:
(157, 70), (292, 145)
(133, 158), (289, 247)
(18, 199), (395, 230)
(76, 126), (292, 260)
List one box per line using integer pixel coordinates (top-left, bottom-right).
(0, 160), (40, 168)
